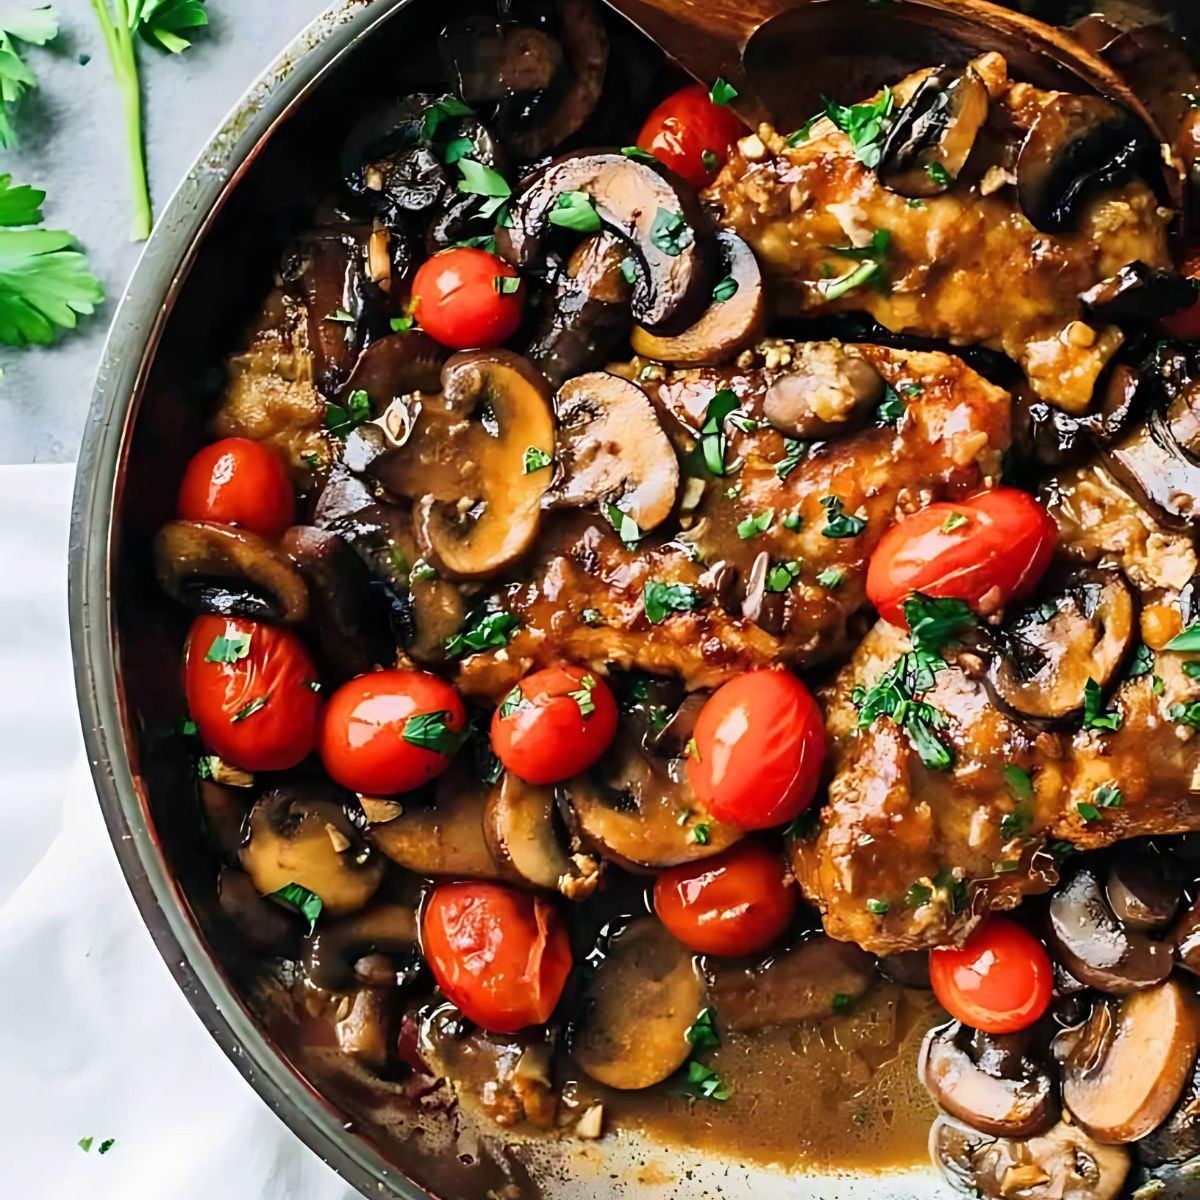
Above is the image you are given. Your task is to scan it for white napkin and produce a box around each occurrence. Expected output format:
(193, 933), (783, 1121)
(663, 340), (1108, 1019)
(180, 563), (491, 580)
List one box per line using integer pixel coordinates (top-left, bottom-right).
(0, 464), (356, 1200)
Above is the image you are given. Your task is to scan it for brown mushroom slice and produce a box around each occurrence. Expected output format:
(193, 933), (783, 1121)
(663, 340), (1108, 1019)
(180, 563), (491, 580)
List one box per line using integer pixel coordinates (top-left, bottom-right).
(496, 150), (715, 336)
(1138, 1052), (1200, 1169)
(877, 66), (989, 198)
(559, 731), (742, 870)
(338, 331), (446, 407)
(572, 917), (704, 1090)
(547, 371), (679, 532)
(1048, 867), (1174, 995)
(368, 763), (512, 881)
(404, 351), (555, 580)
(1058, 979), (1200, 1144)
(484, 773), (579, 894)
(240, 786), (384, 918)
(1106, 852), (1182, 932)
(200, 781), (251, 860)
(931, 1116), (1130, 1200)
(304, 903), (418, 990)
(335, 987), (394, 1070)
(761, 342), (887, 439)
(987, 568), (1135, 724)
(1016, 93), (1158, 233)
(1079, 262), (1198, 325)
(155, 521), (309, 624)
(708, 935), (873, 1031)
(630, 232), (765, 366)
(216, 866), (300, 955)
(526, 233), (633, 387)
(920, 1023), (1058, 1138)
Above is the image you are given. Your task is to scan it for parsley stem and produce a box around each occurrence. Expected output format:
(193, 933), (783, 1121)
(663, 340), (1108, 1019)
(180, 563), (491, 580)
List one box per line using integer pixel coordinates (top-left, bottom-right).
(90, 0), (153, 241)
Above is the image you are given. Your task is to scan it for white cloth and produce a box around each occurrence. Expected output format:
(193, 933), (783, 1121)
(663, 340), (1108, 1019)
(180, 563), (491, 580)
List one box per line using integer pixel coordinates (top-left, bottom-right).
(0, 465), (356, 1200)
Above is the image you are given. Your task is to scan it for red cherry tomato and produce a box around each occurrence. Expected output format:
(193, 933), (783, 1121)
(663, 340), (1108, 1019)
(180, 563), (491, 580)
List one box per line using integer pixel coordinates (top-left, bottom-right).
(319, 668), (466, 795)
(685, 670), (825, 830)
(490, 664), (618, 785)
(411, 247), (523, 350)
(654, 841), (798, 957)
(422, 882), (573, 1032)
(866, 488), (1057, 627)
(930, 917), (1053, 1034)
(1162, 245), (1200, 340)
(636, 83), (747, 189)
(177, 437), (294, 540)
(183, 614), (321, 772)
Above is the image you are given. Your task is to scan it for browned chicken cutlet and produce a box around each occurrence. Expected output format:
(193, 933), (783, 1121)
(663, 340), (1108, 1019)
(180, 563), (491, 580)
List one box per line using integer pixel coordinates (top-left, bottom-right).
(793, 464), (1200, 956)
(706, 52), (1172, 414)
(454, 341), (1009, 703)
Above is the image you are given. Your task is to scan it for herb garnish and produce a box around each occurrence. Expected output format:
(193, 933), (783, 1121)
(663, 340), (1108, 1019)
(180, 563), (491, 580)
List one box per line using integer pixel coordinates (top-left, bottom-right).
(619, 256), (638, 284)
(568, 674), (598, 718)
(644, 581), (702, 624)
(686, 1007), (720, 1050)
(231, 696), (268, 723)
(852, 648), (954, 770)
(325, 388), (371, 439)
(816, 566), (846, 589)
(493, 275), (521, 295)
(649, 207), (692, 257)
(818, 227), (891, 300)
(604, 501), (643, 548)
(0, 6), (58, 147)
(926, 161), (952, 187)
(325, 308), (354, 324)
(941, 511), (968, 532)
(679, 1060), (731, 1102)
(698, 388), (739, 476)
(776, 438), (807, 479)
(1081, 677), (1123, 732)
(709, 76), (737, 106)
(821, 86), (894, 167)
(549, 189), (601, 232)
(737, 510), (774, 539)
(712, 276), (738, 303)
(819, 495), (866, 538)
(905, 882), (932, 908)
(403, 710), (468, 756)
(205, 630), (251, 663)
(1166, 624), (1200, 651)
(267, 882), (323, 934)
(1169, 700), (1200, 729)
(701, 149), (718, 174)
(766, 560), (802, 592)
(689, 822), (711, 845)
(421, 95), (473, 140)
(832, 992), (852, 1013)
(876, 385), (905, 425)
(445, 610), (519, 657)
(523, 445), (553, 473)
(904, 593), (975, 654)
(866, 898), (890, 914)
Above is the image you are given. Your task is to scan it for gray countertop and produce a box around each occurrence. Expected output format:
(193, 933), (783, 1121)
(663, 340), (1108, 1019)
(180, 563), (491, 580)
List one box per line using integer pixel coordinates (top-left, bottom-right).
(0, 0), (330, 465)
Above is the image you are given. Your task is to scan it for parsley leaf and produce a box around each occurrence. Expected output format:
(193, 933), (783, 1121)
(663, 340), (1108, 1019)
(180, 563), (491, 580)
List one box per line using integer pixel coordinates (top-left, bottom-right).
(619, 256), (638, 284)
(621, 145), (658, 164)
(816, 566), (846, 589)
(1076, 801), (1102, 824)
(649, 207), (693, 257)
(78, 1137), (94, 1153)
(876, 385), (905, 425)
(130, 0), (209, 53)
(1094, 783), (1122, 809)
(832, 992), (852, 1013)
(267, 882), (323, 934)
(644, 581), (701, 624)
(205, 630), (251, 663)
(493, 274), (521, 295)
(445, 610), (519, 658)
(867, 898), (890, 914)
(603, 501), (642, 548)
(456, 158), (511, 199)
(821, 86), (894, 167)
(712, 275), (738, 303)
(0, 6), (58, 148)
(231, 696), (268, 723)
(819, 495), (866, 538)
(709, 77), (738, 106)
(1081, 677), (1123, 732)
(390, 314), (415, 333)
(852, 648), (954, 770)
(1166, 624), (1200, 651)
(776, 438), (807, 479)
(698, 388), (740, 476)
(926, 161), (952, 187)
(766, 560), (802, 592)
(1125, 643), (1154, 679)
(905, 882), (932, 908)
(686, 1007), (720, 1049)
(679, 1060), (731, 1102)
(98, 1138), (116, 1155)
(1003, 764), (1034, 802)
(523, 445), (553, 473)
(818, 227), (892, 299)
(403, 709), (468, 756)
(689, 822), (710, 845)
(0, 222), (105, 346)
(421, 95), (473, 140)
(1169, 700), (1200, 730)
(568, 674), (598, 718)
(737, 509), (774, 539)
(904, 593), (975, 654)
(325, 388), (371, 439)
(548, 189), (601, 233)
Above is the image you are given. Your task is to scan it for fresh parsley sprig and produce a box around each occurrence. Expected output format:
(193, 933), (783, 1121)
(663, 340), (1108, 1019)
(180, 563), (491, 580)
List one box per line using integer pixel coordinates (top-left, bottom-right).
(0, 5), (58, 148)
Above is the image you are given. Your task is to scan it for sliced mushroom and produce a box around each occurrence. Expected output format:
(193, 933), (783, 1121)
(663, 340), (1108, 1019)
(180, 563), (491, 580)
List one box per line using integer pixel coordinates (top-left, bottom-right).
(496, 150), (715, 336)
(1106, 851), (1182, 932)
(338, 331), (446, 407)
(439, 17), (563, 103)
(1016, 93), (1158, 233)
(304, 903), (418, 990)
(877, 66), (989, 198)
(572, 917), (704, 1090)
(376, 351), (554, 579)
(200, 780), (251, 860)
(920, 1023), (1058, 1137)
(1058, 979), (1200, 1144)
(1138, 1052), (1200, 1169)
(547, 371), (679, 531)
(336, 987), (394, 1070)
(155, 521), (309, 624)
(931, 1116), (1130, 1200)
(761, 342), (887, 439)
(1079, 262), (1198, 325)
(368, 763), (513, 881)
(987, 568), (1135, 723)
(630, 232), (765, 366)
(240, 786), (383, 917)
(1048, 867), (1174, 994)
(559, 730), (742, 870)
(708, 935), (873, 1031)
(216, 866), (299, 955)
(525, 233), (633, 387)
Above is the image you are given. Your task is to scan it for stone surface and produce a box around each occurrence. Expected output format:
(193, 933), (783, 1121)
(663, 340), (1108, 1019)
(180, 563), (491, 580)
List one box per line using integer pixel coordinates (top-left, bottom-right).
(0, 0), (330, 464)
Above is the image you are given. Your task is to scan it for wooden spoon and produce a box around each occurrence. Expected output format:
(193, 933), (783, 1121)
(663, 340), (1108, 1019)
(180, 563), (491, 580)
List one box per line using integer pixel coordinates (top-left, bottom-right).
(599, 0), (1163, 135)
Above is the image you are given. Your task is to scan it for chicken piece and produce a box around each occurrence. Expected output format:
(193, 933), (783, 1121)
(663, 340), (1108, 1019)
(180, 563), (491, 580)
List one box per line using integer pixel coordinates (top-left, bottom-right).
(794, 589), (1200, 957)
(707, 53), (1172, 415)
(454, 341), (1010, 702)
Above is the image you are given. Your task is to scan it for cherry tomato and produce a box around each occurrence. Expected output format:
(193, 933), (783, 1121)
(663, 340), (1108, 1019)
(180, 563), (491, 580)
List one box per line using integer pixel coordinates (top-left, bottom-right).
(654, 841), (798, 957)
(1162, 245), (1200, 340)
(422, 882), (573, 1032)
(866, 487), (1057, 627)
(685, 670), (825, 830)
(319, 668), (466, 795)
(930, 917), (1053, 1034)
(183, 614), (321, 772)
(490, 664), (618, 785)
(410, 247), (523, 350)
(636, 83), (747, 189)
(177, 437), (295, 540)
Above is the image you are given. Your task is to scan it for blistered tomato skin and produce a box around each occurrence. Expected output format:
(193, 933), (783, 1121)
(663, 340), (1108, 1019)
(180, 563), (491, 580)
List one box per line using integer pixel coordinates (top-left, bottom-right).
(636, 83), (747, 189)
(654, 841), (798, 957)
(411, 247), (524, 350)
(685, 670), (825, 830)
(930, 917), (1053, 1035)
(490, 664), (618, 785)
(177, 437), (295, 540)
(866, 487), (1057, 627)
(183, 614), (321, 772)
(422, 882), (573, 1033)
(319, 669), (467, 795)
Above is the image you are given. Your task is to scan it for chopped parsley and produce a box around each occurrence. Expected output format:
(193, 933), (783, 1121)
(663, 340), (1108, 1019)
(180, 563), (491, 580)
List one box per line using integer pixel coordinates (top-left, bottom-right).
(523, 445), (553, 473)
(1001, 765), (1034, 839)
(782, 510), (802, 530)
(325, 308), (354, 324)
(78, 1137), (94, 1153)
(852, 648), (954, 770)
(819, 495), (866, 538)
(231, 696), (268, 723)
(421, 95), (473, 140)
(689, 822), (711, 845)
(568, 674), (598, 718)
(766, 560), (802, 592)
(737, 509), (774, 539)
(644, 581), (702, 624)
(821, 86), (895, 167)
(205, 630), (251, 663)
(98, 1138), (116, 1155)
(619, 256), (638, 284)
(649, 207), (692, 257)
(493, 274), (521, 295)
(709, 77), (738, 106)
(904, 593), (975, 654)
(410, 561), (437, 583)
(926, 161), (952, 187)
(1000, 808), (1030, 840)
(1184, 662), (1200, 679)
(403, 710), (468, 756)
(1169, 700), (1200, 729)
(712, 275), (738, 303)
(679, 1060), (731, 1102)
(268, 883), (324, 933)
(457, 158), (511, 200)
(775, 438), (807, 479)
(549, 189), (601, 233)
(876, 385), (905, 425)
(1166, 625), (1200, 651)
(1094, 783), (1123, 809)
(816, 566), (846, 589)
(686, 1007), (720, 1050)
(698, 387), (740, 476)
(818, 227), (892, 299)
(701, 149), (718, 174)
(581, 607), (602, 626)
(831, 992), (852, 1013)
(905, 882), (932, 908)
(620, 145), (658, 164)
(940, 511), (969, 532)
(934, 868), (969, 914)
(499, 686), (525, 719)
(784, 809), (820, 841)
(604, 501), (643, 548)
(866, 898), (890, 914)
(445, 610), (519, 657)
(325, 388), (371, 439)
(1076, 801), (1102, 824)
(1081, 677), (1123, 732)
